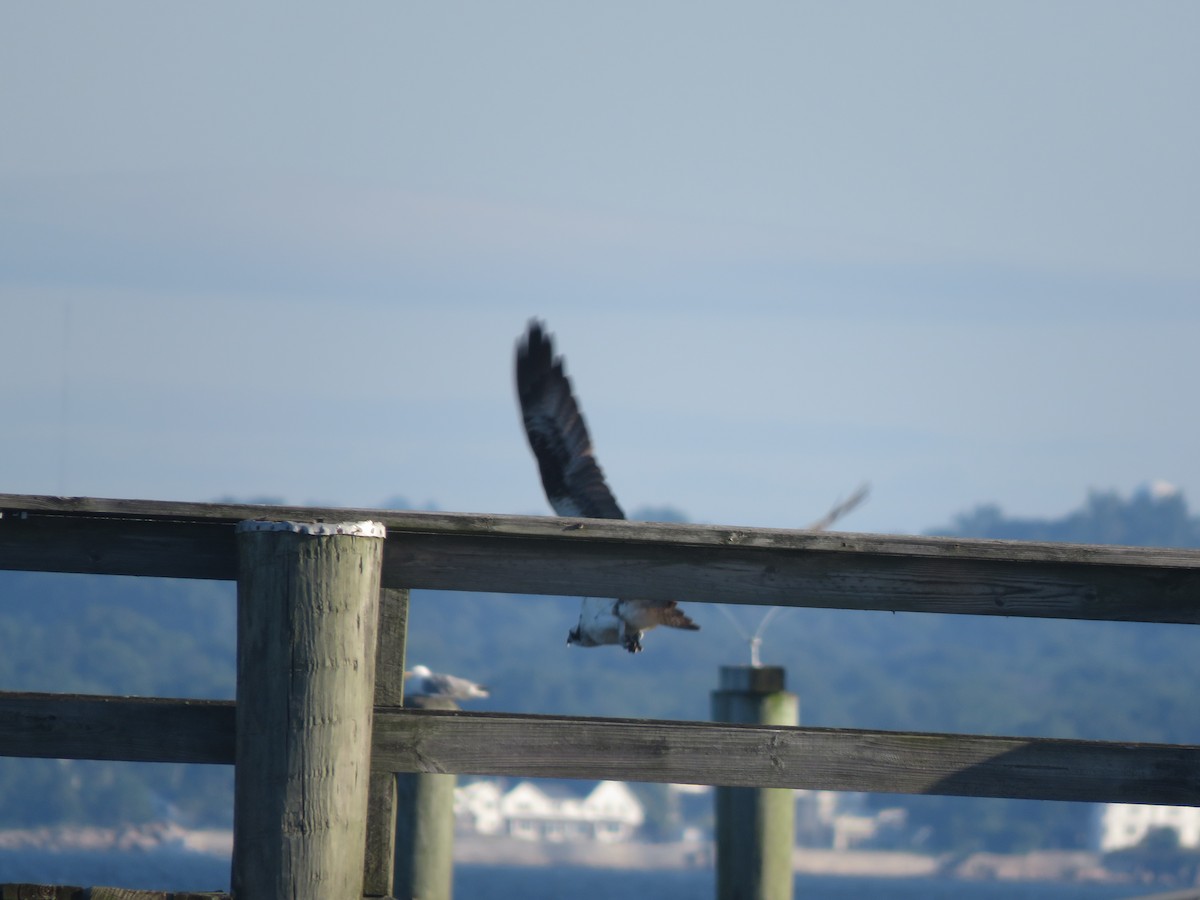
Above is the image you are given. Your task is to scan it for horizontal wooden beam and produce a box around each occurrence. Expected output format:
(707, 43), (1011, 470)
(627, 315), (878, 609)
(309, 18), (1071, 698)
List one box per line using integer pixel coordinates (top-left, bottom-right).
(380, 530), (1200, 624)
(0, 692), (234, 764)
(373, 709), (1200, 806)
(0, 887), (229, 899)
(2, 692), (1196, 807)
(1, 493), (1199, 623)
(0, 512), (237, 580)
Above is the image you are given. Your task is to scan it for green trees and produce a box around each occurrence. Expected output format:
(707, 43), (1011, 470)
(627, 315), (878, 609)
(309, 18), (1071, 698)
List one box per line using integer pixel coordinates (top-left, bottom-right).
(0, 486), (1195, 849)
(1105, 827), (1200, 885)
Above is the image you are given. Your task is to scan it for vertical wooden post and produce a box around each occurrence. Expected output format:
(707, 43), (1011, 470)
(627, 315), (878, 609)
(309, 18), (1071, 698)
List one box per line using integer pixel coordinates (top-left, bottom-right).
(233, 520), (385, 900)
(713, 666), (799, 900)
(363, 587), (411, 898)
(392, 695), (458, 900)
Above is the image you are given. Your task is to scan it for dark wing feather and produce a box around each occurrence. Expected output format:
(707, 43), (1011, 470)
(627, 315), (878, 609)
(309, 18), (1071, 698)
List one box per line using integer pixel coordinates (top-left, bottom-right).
(650, 600), (700, 631)
(515, 320), (625, 520)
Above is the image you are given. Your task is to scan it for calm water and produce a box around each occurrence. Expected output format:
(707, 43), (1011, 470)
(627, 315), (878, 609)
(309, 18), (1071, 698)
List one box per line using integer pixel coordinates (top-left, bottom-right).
(455, 867), (1149, 900)
(0, 852), (1154, 899)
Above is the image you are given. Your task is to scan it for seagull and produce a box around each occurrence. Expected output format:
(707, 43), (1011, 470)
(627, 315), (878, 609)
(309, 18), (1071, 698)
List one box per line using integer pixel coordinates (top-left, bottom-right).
(404, 664), (490, 701)
(515, 319), (699, 653)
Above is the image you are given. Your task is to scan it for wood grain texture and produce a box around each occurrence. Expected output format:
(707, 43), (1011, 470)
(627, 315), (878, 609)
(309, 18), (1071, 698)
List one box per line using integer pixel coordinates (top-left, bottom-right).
(713, 667), (798, 900)
(374, 587), (410, 707)
(11, 494), (1200, 893)
(0, 513), (235, 580)
(2, 493), (1199, 623)
(393, 697), (459, 900)
(370, 709), (1200, 807)
(362, 772), (398, 899)
(362, 587), (410, 897)
(232, 525), (383, 900)
(382, 531), (1200, 624)
(3, 692), (1198, 806)
(0, 692), (234, 764)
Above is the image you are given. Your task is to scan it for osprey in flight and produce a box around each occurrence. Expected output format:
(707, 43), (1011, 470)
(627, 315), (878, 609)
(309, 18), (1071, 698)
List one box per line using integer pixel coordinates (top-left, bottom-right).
(515, 319), (699, 653)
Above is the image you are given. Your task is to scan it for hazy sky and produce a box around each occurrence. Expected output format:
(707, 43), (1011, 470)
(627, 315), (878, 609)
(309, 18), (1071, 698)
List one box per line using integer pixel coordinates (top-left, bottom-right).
(2, 3), (1198, 535)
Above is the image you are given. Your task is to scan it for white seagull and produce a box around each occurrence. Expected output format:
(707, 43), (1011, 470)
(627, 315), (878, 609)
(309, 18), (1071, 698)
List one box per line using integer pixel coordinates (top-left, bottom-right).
(515, 319), (699, 653)
(404, 664), (490, 701)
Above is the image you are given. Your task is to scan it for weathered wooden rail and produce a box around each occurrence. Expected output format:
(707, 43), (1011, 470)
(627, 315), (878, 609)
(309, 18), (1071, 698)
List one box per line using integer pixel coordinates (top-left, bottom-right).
(1, 492), (1199, 898)
(4, 493), (1200, 623)
(4, 695), (1198, 807)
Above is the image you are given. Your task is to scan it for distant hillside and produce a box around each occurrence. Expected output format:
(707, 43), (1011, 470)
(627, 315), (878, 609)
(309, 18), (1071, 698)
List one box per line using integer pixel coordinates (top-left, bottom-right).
(894, 484), (1200, 852)
(934, 482), (1200, 547)
(0, 487), (1196, 852)
(0, 572), (235, 825)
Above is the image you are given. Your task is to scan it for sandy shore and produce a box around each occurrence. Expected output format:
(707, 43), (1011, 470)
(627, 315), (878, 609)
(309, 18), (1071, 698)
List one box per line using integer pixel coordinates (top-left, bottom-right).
(0, 825), (1122, 884)
(0, 822), (232, 855)
(456, 836), (1120, 883)
(456, 835), (938, 876)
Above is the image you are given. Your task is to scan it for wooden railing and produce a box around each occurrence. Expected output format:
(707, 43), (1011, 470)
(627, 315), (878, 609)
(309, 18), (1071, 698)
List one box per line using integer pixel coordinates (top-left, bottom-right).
(1, 492), (1198, 897)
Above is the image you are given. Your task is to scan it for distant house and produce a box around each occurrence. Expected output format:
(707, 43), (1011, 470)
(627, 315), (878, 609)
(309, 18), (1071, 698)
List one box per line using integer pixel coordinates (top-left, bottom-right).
(454, 780), (504, 836)
(455, 779), (645, 843)
(455, 779), (909, 849)
(795, 789), (907, 850)
(1099, 803), (1200, 852)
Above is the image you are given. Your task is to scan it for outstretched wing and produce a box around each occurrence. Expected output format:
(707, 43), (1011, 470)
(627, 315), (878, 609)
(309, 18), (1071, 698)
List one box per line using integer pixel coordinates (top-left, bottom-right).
(515, 320), (625, 520)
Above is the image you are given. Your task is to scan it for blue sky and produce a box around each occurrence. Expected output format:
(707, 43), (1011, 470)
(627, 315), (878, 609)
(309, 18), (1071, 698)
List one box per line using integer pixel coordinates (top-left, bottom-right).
(2, 3), (1198, 535)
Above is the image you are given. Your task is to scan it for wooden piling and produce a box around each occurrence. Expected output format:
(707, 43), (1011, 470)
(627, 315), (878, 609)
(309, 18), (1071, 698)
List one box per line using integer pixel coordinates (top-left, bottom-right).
(713, 666), (799, 900)
(393, 695), (458, 900)
(5, 493), (1200, 898)
(363, 587), (411, 898)
(232, 520), (385, 900)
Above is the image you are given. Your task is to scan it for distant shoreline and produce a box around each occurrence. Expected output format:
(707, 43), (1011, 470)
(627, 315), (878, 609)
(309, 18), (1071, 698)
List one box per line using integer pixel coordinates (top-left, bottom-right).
(456, 834), (937, 875)
(455, 836), (1115, 883)
(0, 822), (232, 856)
(0, 825), (1132, 885)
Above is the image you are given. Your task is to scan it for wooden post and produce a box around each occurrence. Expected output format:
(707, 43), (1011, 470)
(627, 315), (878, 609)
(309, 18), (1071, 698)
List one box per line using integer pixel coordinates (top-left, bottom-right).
(232, 520), (385, 900)
(392, 695), (458, 900)
(363, 587), (411, 898)
(713, 666), (799, 900)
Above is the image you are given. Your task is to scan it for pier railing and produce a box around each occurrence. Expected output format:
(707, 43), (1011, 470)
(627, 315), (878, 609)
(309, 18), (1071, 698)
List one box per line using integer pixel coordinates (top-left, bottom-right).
(1, 492), (1198, 897)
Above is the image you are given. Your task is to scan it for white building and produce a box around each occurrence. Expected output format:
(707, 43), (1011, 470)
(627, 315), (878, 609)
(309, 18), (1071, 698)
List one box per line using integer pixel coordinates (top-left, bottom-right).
(1099, 803), (1200, 852)
(454, 779), (505, 836)
(455, 779), (645, 843)
(456, 779), (905, 849)
(795, 789), (907, 850)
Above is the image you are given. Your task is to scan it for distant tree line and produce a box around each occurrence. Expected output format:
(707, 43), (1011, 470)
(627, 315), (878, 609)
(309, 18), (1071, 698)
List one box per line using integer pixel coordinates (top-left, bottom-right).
(0, 486), (1196, 855)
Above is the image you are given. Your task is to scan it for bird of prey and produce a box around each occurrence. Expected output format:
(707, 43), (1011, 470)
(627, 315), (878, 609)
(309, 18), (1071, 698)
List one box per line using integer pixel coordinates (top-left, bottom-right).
(515, 319), (699, 653)
(404, 664), (490, 701)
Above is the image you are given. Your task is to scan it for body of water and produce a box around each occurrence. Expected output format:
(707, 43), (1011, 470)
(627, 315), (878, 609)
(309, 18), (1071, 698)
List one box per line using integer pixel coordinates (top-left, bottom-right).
(0, 852), (1158, 899)
(456, 866), (1153, 900)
